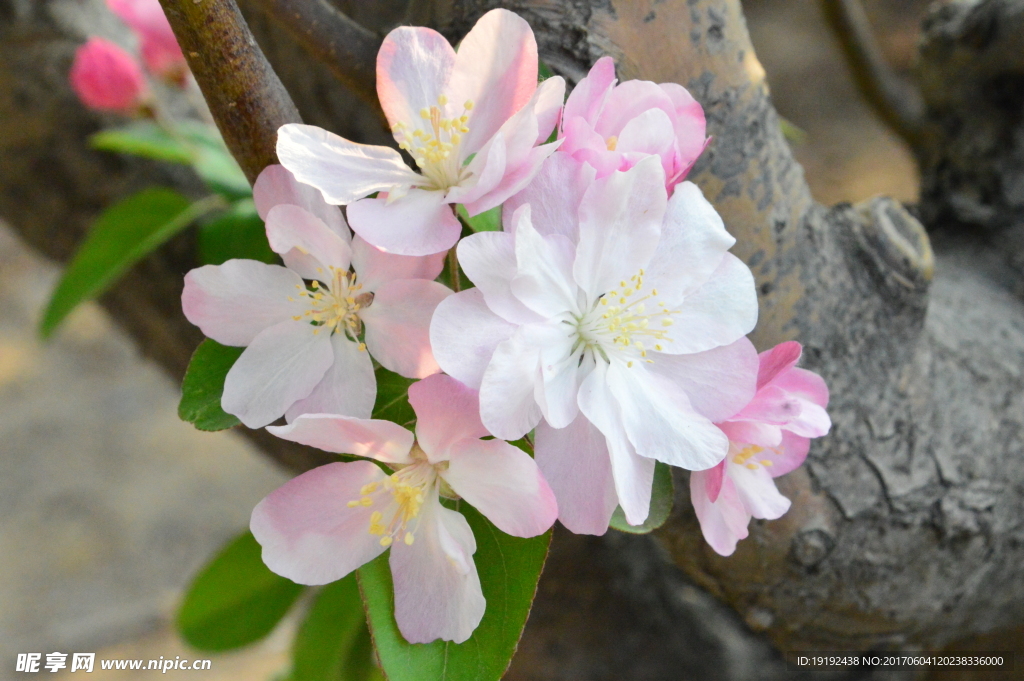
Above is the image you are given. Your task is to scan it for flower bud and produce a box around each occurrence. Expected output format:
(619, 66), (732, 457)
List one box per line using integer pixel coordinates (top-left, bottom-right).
(107, 0), (188, 84)
(69, 38), (148, 114)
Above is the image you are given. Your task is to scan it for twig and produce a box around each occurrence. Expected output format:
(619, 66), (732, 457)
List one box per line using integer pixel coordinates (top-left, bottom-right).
(446, 247), (461, 293)
(157, 0), (302, 183)
(252, 0), (381, 108)
(819, 0), (924, 146)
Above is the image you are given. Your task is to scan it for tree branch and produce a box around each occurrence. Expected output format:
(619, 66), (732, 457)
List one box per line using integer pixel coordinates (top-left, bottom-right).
(251, 0), (381, 108)
(158, 0), (302, 183)
(819, 0), (925, 147)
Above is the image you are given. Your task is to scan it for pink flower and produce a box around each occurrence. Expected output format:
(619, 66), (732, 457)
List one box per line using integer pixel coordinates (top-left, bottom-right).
(558, 56), (708, 192)
(690, 341), (831, 556)
(181, 165), (450, 428)
(107, 0), (187, 82)
(430, 155), (760, 534)
(251, 374), (558, 643)
(276, 9), (565, 256)
(69, 38), (148, 114)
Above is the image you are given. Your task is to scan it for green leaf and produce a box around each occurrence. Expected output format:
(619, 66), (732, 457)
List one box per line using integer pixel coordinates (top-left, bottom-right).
(455, 204), (501, 232)
(292, 576), (382, 681)
(609, 461), (675, 534)
(177, 530), (305, 652)
(538, 60), (554, 81)
(198, 199), (277, 265)
(779, 116), (807, 145)
(371, 366), (415, 426)
(176, 121), (251, 199)
(178, 339), (243, 431)
(40, 189), (223, 338)
(358, 504), (551, 681)
(90, 121), (194, 164)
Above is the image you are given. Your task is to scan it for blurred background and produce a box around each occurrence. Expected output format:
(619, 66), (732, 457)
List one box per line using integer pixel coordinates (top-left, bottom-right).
(0, 0), (934, 678)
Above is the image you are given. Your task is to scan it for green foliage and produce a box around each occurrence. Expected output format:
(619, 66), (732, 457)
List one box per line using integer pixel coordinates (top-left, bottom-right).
(292, 576), (382, 681)
(456, 204), (502, 232)
(39, 189), (221, 338)
(178, 340), (243, 431)
(609, 461), (675, 534)
(177, 531), (305, 652)
(371, 366), (415, 426)
(198, 199), (278, 265)
(779, 116), (807, 145)
(90, 121), (194, 164)
(358, 504), (551, 681)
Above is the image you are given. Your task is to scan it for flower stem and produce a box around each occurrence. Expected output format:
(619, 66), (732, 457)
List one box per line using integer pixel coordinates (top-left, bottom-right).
(446, 247), (461, 293)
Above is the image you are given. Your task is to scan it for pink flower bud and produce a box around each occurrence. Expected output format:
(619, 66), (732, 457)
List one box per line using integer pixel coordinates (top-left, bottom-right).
(107, 0), (187, 83)
(69, 38), (148, 113)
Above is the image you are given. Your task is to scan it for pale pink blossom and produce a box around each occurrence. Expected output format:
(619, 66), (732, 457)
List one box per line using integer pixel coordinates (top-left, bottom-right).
(182, 165), (449, 428)
(430, 155), (760, 534)
(558, 56), (708, 192)
(70, 38), (148, 114)
(251, 374), (558, 643)
(690, 341), (831, 556)
(107, 0), (187, 82)
(276, 9), (565, 256)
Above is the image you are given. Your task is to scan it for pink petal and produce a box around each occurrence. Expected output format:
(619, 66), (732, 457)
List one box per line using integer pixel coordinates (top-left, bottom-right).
(376, 26), (455, 133)
(359, 279), (450, 378)
(573, 157), (666, 302)
(448, 8), (538, 154)
(717, 420), (784, 449)
(182, 261), (304, 346)
(346, 189), (461, 256)
(533, 75), (566, 145)
(769, 431), (811, 477)
(734, 385), (803, 425)
(648, 337), (759, 423)
(408, 374), (488, 463)
(253, 164), (349, 240)
(509, 206), (579, 318)
(562, 56), (616, 128)
(690, 471), (749, 556)
(267, 413), (414, 464)
(442, 438), (557, 537)
(478, 327), (545, 440)
(445, 129), (509, 208)
(390, 499), (484, 644)
(221, 320), (334, 428)
(251, 461), (390, 584)
(429, 288), (517, 389)
(456, 231), (539, 325)
(659, 82), (707, 182)
(559, 115), (609, 159)
(595, 79), (677, 139)
(265, 205), (353, 279)
(772, 366), (830, 408)
(350, 236), (445, 293)
(756, 341), (803, 390)
(535, 416), (618, 535)
(276, 124), (422, 205)
(284, 334), (375, 422)
(465, 140), (565, 217)
(704, 460), (726, 503)
(502, 151), (596, 243)
(616, 108), (677, 176)
(729, 463), (791, 520)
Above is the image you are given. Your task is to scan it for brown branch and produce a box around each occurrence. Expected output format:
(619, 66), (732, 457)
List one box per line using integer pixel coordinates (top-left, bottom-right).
(819, 0), (925, 147)
(158, 0), (302, 183)
(251, 0), (381, 108)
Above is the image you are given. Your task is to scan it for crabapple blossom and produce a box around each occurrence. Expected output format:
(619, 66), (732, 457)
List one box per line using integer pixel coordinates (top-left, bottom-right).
(70, 38), (148, 114)
(276, 9), (565, 256)
(558, 56), (708, 192)
(251, 374), (558, 643)
(182, 165), (449, 428)
(107, 0), (187, 82)
(430, 155), (760, 534)
(690, 341), (831, 556)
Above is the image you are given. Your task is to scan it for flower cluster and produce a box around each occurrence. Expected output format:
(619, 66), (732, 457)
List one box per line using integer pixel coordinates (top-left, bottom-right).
(180, 8), (831, 644)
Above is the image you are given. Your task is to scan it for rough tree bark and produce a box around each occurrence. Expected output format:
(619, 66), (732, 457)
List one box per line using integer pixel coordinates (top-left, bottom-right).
(1, 0), (1022, 679)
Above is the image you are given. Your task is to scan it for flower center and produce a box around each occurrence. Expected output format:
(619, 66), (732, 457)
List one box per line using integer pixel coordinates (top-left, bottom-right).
(731, 444), (775, 471)
(574, 268), (680, 367)
(290, 266), (370, 347)
(391, 95), (474, 191)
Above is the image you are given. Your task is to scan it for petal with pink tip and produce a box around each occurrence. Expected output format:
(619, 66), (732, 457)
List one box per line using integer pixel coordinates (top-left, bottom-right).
(376, 26), (455, 132)
(690, 471), (749, 556)
(253, 164), (349, 239)
(648, 337), (759, 424)
(478, 326), (544, 441)
(277, 124), (422, 205)
(734, 385), (803, 425)
(221, 320), (334, 428)
(284, 334), (375, 422)
(430, 288), (517, 389)
(268, 413), (415, 464)
(534, 75), (566, 145)
(704, 460), (726, 503)
(729, 462), (791, 520)
(346, 189), (461, 256)
(442, 438), (557, 537)
(350, 236), (445, 293)
(408, 374), (488, 463)
(535, 415), (618, 535)
(265, 204), (352, 280)
(772, 366), (830, 408)
(562, 56), (616, 128)
(391, 499), (484, 644)
(756, 341), (803, 390)
(659, 82), (707, 180)
(502, 152), (597, 243)
(456, 231), (539, 325)
(448, 8), (538, 154)
(251, 461), (390, 585)
(182, 261), (304, 346)
(360, 279), (451, 379)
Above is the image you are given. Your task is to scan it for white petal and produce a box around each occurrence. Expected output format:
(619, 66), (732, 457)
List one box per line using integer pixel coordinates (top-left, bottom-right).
(350, 236), (445, 293)
(648, 338), (759, 422)
(510, 205), (580, 318)
(360, 279), (451, 378)
(265, 204), (352, 280)
(728, 462), (791, 520)
(690, 471), (749, 556)
(478, 326), (545, 440)
(408, 374), (489, 462)
(502, 151), (596, 243)
(429, 289), (517, 389)
(284, 334), (375, 422)
(346, 189), (461, 256)
(456, 231), (539, 325)
(268, 413), (415, 464)
(253, 164), (350, 240)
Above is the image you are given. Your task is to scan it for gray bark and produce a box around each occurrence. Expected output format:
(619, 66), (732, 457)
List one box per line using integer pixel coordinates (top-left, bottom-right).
(2, 0), (1023, 679)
